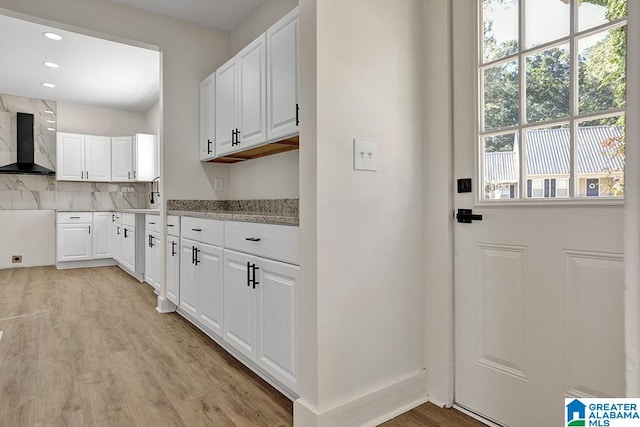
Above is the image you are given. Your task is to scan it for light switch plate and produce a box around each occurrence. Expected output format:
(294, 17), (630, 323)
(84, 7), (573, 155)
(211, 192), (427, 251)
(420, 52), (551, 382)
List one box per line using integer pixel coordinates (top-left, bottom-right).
(353, 138), (377, 171)
(214, 177), (224, 191)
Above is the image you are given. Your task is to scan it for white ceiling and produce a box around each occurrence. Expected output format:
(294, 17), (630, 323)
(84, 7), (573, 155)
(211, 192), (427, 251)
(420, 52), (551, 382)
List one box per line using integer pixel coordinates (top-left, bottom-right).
(104, 0), (267, 32)
(0, 14), (160, 112)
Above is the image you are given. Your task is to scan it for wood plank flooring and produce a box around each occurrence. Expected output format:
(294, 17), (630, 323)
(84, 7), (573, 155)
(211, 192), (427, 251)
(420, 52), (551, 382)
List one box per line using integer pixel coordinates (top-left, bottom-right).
(0, 266), (485, 426)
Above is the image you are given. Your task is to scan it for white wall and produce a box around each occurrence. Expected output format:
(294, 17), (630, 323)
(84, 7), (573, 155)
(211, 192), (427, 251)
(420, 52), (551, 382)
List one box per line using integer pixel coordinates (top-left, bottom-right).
(0, 210), (55, 268)
(230, 0), (298, 55)
(145, 101), (160, 135)
(296, 0), (426, 424)
(228, 0), (299, 200)
(57, 101), (147, 135)
(0, 0), (231, 201)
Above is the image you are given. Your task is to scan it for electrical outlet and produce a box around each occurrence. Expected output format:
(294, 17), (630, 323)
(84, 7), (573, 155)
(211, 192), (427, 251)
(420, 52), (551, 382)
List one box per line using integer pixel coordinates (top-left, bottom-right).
(353, 138), (377, 172)
(12, 255), (22, 263)
(214, 177), (224, 191)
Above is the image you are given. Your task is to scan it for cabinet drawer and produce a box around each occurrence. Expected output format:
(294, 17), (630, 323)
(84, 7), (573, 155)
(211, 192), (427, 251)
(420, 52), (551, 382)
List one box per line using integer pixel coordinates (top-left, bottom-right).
(57, 212), (92, 223)
(122, 213), (136, 227)
(181, 216), (223, 246)
(224, 221), (299, 265)
(145, 214), (161, 232)
(166, 215), (180, 237)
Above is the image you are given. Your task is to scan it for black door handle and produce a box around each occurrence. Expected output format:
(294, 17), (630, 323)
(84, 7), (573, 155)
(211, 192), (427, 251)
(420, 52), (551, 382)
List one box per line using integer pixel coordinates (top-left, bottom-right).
(456, 209), (483, 224)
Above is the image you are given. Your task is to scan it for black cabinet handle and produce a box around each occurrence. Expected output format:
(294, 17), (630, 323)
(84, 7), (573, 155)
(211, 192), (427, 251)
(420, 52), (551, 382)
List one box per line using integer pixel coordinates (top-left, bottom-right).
(236, 128), (240, 145)
(128, 171), (131, 180)
(245, 237), (261, 242)
(167, 224), (174, 227)
(296, 103), (299, 126)
(247, 261), (251, 287)
(192, 228), (202, 232)
(112, 213), (115, 222)
(192, 245), (196, 264)
(124, 228), (129, 238)
(133, 171), (137, 179)
(149, 222), (156, 225)
(194, 247), (200, 265)
(86, 170), (89, 179)
(117, 226), (120, 235)
(70, 216), (81, 219)
(148, 234), (153, 248)
(171, 241), (177, 256)
(207, 139), (212, 154)
(88, 225), (91, 234)
(252, 264), (260, 289)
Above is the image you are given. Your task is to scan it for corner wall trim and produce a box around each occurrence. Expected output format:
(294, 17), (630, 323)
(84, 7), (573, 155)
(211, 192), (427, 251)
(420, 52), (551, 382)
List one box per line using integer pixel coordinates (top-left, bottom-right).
(294, 370), (428, 427)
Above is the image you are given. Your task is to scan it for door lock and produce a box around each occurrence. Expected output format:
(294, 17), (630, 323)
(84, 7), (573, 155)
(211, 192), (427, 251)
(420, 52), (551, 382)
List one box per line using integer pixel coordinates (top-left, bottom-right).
(456, 209), (483, 224)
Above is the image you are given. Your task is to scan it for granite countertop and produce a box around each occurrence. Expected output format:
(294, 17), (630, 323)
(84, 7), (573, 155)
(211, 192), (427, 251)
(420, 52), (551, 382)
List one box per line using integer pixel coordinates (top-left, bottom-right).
(167, 199), (299, 226)
(57, 208), (160, 214)
(167, 209), (298, 226)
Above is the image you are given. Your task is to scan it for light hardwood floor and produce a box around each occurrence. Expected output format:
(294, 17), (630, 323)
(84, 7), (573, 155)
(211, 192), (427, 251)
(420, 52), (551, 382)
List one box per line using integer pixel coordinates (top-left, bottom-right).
(0, 266), (484, 426)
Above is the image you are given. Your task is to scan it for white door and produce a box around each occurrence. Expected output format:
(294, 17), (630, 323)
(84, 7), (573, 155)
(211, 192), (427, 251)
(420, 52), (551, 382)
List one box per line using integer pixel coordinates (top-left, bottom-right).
(179, 238), (198, 318)
(223, 249), (256, 360)
(121, 225), (136, 271)
(111, 136), (133, 181)
(92, 212), (111, 259)
(238, 34), (267, 149)
(57, 223), (92, 261)
(200, 73), (215, 160)
(255, 257), (298, 392)
(453, 1), (626, 425)
(267, 7), (299, 141)
(197, 242), (224, 336)
(166, 235), (180, 305)
(85, 135), (111, 181)
(56, 133), (84, 181)
(215, 56), (238, 157)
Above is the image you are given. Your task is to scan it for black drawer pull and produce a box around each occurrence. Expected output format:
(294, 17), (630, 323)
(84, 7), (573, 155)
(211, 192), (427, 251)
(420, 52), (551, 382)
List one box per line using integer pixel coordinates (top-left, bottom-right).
(70, 216), (81, 219)
(167, 224), (174, 227)
(149, 222), (156, 225)
(192, 228), (202, 232)
(245, 237), (261, 242)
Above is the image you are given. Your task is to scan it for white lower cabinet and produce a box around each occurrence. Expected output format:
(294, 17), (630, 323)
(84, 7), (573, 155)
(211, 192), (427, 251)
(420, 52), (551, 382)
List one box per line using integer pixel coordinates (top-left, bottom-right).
(57, 220), (92, 262)
(121, 223), (136, 272)
(180, 237), (224, 336)
(223, 250), (299, 392)
(166, 234), (180, 305)
(144, 215), (161, 293)
(92, 212), (112, 259)
(111, 213), (122, 262)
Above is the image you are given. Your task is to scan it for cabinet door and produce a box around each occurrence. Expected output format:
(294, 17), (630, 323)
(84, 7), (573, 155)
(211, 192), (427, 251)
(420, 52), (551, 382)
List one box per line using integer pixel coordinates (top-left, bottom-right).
(197, 243), (224, 336)
(179, 238), (198, 318)
(121, 226), (136, 271)
(255, 257), (299, 392)
(56, 133), (84, 181)
(111, 215), (122, 262)
(57, 223), (92, 261)
(166, 235), (180, 305)
(238, 34), (267, 150)
(223, 249), (256, 360)
(144, 230), (157, 290)
(92, 212), (111, 259)
(267, 8), (299, 141)
(85, 135), (112, 181)
(200, 74), (216, 161)
(215, 57), (238, 157)
(133, 134), (158, 182)
(111, 136), (133, 181)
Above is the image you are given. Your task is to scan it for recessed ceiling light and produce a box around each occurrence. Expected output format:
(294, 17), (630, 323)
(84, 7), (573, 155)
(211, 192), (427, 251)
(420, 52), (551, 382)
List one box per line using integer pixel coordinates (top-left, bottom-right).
(43, 62), (59, 68)
(42, 82), (56, 88)
(43, 32), (62, 41)
(47, 127), (56, 131)
(44, 110), (54, 114)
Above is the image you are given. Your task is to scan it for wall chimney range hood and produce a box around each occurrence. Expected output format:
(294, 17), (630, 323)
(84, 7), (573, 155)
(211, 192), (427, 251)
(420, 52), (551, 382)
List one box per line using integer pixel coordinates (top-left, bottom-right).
(0, 112), (55, 175)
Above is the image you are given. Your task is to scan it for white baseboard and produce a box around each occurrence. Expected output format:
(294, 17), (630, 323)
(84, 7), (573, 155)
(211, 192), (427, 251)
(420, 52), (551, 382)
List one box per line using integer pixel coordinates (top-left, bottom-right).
(156, 297), (176, 313)
(56, 258), (116, 269)
(294, 370), (428, 427)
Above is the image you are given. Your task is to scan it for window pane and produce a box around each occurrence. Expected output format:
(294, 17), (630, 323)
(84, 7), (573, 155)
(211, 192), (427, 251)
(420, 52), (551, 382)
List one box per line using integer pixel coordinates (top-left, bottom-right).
(578, 26), (627, 114)
(525, 0), (570, 48)
(577, 115), (625, 197)
(556, 178), (569, 198)
(483, 0), (519, 63)
(483, 60), (519, 130)
(526, 44), (570, 123)
(525, 124), (570, 199)
(579, 0), (627, 32)
(483, 133), (519, 200)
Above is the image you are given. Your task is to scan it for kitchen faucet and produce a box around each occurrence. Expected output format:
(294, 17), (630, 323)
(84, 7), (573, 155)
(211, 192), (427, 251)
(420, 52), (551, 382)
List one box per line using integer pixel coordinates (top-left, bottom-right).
(150, 176), (160, 204)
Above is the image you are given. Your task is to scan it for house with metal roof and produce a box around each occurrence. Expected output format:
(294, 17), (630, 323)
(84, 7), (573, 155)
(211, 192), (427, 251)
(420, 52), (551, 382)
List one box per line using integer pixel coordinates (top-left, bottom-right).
(484, 126), (624, 199)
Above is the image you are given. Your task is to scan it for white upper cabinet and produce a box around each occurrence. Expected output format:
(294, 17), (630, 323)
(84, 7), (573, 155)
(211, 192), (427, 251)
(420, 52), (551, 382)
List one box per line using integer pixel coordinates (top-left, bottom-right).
(267, 7), (299, 141)
(57, 133), (111, 182)
(238, 34), (267, 149)
(200, 73), (216, 161)
(111, 136), (133, 181)
(111, 134), (158, 182)
(215, 57), (239, 157)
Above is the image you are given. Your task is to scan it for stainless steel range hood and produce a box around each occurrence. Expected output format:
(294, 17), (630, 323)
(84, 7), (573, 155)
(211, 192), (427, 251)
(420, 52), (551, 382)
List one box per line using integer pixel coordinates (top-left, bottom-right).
(0, 112), (55, 175)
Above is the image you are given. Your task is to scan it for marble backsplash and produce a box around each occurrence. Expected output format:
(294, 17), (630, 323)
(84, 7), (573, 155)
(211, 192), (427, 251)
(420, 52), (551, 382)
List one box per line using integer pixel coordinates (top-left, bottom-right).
(0, 175), (149, 210)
